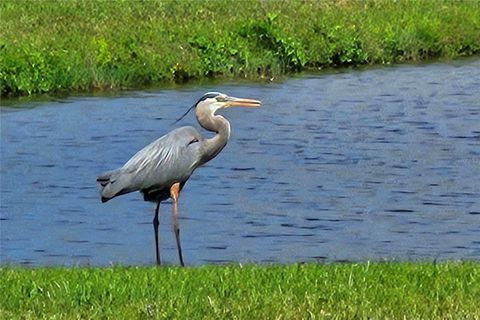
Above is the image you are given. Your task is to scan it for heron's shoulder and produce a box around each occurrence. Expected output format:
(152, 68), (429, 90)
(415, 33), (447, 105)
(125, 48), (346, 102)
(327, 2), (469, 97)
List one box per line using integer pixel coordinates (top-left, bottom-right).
(123, 126), (200, 169)
(163, 126), (202, 143)
(170, 126), (201, 135)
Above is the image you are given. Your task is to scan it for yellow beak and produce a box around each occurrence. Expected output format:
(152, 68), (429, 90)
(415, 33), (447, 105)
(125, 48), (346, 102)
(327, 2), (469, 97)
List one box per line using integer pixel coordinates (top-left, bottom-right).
(224, 96), (262, 108)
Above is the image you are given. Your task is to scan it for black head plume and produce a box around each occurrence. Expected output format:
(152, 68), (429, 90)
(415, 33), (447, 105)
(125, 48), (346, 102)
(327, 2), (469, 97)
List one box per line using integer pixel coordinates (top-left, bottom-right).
(172, 104), (195, 125)
(172, 92), (222, 125)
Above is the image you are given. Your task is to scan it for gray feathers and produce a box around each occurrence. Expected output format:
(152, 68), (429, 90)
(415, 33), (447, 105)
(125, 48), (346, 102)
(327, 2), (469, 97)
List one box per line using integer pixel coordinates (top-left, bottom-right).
(97, 126), (203, 202)
(96, 92), (248, 204)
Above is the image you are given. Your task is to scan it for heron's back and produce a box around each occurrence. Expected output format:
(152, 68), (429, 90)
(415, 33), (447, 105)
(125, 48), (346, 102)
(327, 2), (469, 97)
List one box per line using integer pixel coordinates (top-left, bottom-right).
(97, 126), (203, 202)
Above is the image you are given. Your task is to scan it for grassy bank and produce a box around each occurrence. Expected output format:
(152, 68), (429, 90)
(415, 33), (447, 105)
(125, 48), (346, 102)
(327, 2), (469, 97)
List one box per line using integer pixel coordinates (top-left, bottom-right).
(1, 0), (479, 96)
(1, 262), (479, 319)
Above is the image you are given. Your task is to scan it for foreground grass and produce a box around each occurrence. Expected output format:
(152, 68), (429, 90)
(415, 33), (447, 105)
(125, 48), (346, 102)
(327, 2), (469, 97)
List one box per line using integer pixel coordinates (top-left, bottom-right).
(1, 262), (479, 319)
(1, 0), (479, 96)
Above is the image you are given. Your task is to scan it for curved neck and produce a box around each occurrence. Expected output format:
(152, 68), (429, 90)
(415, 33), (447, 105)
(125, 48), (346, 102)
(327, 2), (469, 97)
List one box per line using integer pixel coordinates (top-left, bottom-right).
(196, 106), (230, 164)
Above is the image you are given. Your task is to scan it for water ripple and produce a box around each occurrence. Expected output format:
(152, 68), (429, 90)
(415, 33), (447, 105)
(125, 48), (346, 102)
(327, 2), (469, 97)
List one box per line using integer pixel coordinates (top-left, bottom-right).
(1, 58), (480, 266)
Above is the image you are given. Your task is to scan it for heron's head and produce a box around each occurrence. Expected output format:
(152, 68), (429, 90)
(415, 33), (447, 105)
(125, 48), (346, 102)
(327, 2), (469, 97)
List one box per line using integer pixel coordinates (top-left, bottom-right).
(196, 92), (261, 112)
(174, 92), (261, 124)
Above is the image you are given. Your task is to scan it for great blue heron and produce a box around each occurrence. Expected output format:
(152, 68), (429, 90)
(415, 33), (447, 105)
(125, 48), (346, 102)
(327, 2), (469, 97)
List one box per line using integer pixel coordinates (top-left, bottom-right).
(97, 92), (261, 266)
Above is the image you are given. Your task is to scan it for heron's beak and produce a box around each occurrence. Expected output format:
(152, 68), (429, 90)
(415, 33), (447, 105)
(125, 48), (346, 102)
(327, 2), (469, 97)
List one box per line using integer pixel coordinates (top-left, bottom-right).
(224, 96), (262, 108)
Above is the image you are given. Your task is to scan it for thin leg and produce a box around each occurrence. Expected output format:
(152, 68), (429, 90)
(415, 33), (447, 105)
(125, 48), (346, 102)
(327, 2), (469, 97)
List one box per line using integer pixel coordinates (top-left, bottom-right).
(153, 201), (161, 266)
(170, 183), (184, 266)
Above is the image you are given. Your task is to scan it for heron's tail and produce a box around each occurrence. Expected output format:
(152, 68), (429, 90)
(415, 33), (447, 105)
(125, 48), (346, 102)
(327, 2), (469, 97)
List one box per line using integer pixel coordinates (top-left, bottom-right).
(97, 169), (135, 203)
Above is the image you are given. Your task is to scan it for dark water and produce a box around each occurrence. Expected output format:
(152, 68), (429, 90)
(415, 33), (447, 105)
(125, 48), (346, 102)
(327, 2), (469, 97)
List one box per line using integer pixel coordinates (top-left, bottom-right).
(1, 59), (479, 266)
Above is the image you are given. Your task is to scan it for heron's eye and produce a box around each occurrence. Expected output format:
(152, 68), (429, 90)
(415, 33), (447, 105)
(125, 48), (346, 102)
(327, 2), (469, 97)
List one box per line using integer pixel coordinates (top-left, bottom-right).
(188, 137), (199, 145)
(216, 96), (226, 102)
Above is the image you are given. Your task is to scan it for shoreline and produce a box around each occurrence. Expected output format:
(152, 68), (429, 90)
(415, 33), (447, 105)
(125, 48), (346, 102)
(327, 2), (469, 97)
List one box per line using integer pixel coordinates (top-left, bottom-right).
(1, 0), (479, 97)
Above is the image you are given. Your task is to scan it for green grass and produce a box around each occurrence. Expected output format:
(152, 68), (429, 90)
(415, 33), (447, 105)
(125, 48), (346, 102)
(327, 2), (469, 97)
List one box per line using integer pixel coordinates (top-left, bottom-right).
(1, 0), (480, 96)
(1, 262), (479, 319)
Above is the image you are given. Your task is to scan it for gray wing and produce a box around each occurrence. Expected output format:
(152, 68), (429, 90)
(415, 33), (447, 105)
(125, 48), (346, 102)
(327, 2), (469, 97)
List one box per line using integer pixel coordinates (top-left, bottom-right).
(98, 126), (203, 202)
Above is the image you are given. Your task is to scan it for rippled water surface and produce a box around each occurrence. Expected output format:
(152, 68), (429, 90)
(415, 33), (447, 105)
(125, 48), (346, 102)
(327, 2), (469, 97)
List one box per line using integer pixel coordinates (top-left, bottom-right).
(1, 59), (480, 266)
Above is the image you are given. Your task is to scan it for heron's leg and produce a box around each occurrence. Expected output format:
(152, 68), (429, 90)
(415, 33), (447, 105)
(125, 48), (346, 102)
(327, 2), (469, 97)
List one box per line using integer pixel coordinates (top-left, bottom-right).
(170, 182), (184, 266)
(153, 201), (161, 266)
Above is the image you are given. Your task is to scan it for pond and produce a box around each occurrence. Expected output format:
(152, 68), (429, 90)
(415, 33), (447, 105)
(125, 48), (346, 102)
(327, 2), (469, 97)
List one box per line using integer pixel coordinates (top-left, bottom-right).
(1, 58), (479, 266)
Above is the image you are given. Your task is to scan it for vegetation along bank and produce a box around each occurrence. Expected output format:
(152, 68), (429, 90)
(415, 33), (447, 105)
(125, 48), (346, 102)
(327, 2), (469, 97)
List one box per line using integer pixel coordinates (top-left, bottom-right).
(1, 0), (479, 96)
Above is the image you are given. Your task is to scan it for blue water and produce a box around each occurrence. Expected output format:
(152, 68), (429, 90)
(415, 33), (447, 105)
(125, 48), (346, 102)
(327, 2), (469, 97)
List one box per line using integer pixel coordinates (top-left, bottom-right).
(1, 58), (479, 266)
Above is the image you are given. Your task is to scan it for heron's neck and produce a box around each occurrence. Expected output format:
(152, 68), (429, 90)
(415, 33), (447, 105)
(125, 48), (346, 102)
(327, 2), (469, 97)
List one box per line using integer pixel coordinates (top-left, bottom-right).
(196, 107), (230, 164)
